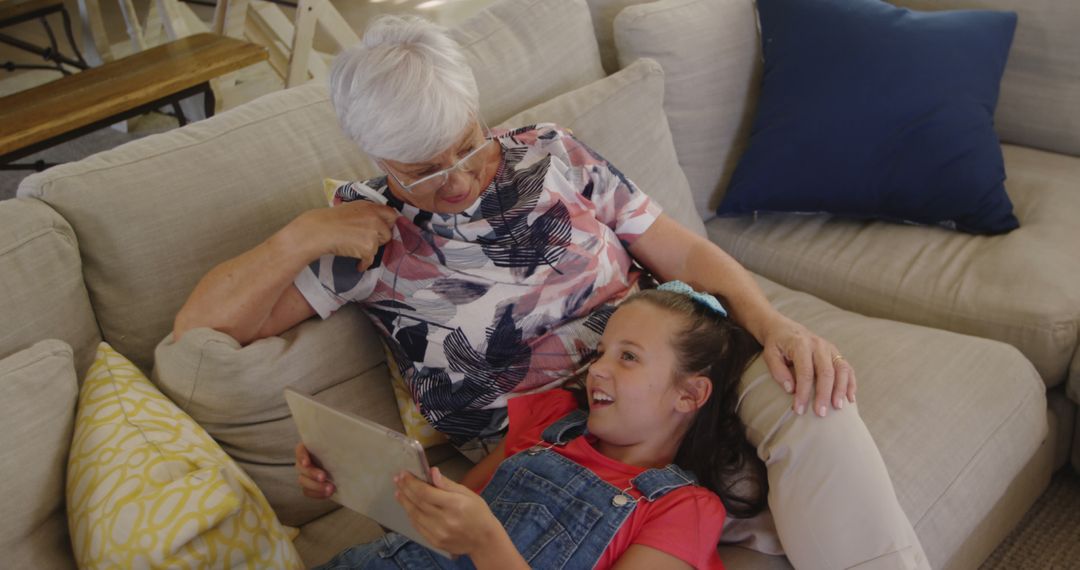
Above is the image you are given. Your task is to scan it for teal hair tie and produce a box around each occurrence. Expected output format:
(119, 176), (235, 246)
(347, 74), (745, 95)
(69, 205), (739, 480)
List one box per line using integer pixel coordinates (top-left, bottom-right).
(657, 280), (728, 317)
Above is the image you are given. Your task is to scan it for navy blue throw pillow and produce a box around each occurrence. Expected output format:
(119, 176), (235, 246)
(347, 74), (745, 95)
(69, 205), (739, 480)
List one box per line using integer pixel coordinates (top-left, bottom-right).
(719, 0), (1019, 234)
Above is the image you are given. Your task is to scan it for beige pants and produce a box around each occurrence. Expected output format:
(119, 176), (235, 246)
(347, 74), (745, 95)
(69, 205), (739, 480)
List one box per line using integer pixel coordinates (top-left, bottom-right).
(722, 365), (930, 570)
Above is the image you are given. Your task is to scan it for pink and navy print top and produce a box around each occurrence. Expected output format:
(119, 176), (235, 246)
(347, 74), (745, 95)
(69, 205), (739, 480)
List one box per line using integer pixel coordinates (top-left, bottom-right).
(294, 124), (662, 443)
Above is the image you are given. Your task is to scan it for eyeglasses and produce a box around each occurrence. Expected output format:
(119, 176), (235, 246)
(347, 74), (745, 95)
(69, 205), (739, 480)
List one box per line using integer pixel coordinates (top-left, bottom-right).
(383, 138), (493, 196)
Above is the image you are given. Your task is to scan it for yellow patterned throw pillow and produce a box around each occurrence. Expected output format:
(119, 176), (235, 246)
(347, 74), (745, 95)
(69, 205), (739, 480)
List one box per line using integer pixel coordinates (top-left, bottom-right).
(66, 342), (303, 569)
(382, 342), (449, 449)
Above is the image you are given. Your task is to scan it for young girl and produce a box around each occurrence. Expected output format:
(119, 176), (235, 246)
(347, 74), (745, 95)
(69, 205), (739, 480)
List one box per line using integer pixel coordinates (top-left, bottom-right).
(296, 281), (767, 569)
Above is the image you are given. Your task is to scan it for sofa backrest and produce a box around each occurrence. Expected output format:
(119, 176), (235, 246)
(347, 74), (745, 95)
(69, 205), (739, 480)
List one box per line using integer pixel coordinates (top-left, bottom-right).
(0, 198), (101, 377)
(17, 84), (365, 372)
(453, 0), (606, 124)
(17, 0), (606, 373)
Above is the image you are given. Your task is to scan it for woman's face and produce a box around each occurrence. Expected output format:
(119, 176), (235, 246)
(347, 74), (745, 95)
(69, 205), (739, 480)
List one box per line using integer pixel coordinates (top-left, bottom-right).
(381, 120), (501, 214)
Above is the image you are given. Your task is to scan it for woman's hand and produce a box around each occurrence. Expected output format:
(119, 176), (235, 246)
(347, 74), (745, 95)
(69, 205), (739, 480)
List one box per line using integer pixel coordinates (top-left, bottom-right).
(289, 201), (399, 271)
(759, 312), (857, 417)
(394, 467), (507, 558)
(295, 442), (335, 499)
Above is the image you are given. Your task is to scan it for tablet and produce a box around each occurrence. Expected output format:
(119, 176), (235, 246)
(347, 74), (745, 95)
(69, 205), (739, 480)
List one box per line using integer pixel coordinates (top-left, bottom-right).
(284, 388), (449, 557)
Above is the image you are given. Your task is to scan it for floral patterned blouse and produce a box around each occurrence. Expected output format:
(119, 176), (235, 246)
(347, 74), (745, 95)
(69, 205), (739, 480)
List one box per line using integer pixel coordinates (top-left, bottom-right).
(294, 124), (662, 444)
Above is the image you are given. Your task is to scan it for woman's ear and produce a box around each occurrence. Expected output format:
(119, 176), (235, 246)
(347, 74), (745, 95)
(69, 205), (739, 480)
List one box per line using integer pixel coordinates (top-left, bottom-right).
(676, 374), (713, 413)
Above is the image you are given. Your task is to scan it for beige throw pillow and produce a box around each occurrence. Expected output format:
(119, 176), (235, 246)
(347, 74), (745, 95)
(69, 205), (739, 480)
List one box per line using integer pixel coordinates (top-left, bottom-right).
(614, 0), (762, 219)
(453, 0), (606, 124)
(500, 57), (706, 237)
(0, 340), (79, 569)
(152, 304), (404, 527)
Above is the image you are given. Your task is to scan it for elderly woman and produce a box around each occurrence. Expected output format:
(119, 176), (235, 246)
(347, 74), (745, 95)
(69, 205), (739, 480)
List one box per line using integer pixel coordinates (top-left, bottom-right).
(174, 15), (927, 570)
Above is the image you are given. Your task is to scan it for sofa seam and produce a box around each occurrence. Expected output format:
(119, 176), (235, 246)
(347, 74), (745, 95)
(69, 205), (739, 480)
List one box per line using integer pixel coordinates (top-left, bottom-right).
(0, 346), (73, 375)
(911, 372), (1043, 527)
(29, 96), (332, 194)
(0, 225), (77, 258)
(455, 0), (544, 46)
(617, 0), (710, 29)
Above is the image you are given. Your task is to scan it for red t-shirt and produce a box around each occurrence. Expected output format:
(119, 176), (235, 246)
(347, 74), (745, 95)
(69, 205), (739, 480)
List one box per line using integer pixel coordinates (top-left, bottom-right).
(491, 389), (726, 570)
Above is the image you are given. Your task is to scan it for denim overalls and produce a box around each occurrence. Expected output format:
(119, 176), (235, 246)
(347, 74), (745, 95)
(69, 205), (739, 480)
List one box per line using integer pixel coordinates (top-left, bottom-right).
(315, 409), (700, 569)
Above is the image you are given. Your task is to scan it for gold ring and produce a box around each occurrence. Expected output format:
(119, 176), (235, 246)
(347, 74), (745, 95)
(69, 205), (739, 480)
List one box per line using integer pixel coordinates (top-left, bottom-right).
(832, 354), (844, 365)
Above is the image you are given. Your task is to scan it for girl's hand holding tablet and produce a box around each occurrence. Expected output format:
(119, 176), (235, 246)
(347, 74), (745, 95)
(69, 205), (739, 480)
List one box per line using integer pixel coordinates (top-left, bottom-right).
(296, 442), (335, 499)
(393, 467), (512, 560)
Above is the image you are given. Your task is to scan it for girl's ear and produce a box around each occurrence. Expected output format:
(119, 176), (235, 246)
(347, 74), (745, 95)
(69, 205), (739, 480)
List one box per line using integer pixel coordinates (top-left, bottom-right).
(676, 374), (713, 413)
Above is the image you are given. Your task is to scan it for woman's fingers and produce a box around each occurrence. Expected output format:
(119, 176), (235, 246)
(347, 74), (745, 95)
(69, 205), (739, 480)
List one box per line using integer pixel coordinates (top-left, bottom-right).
(791, 342), (815, 415)
(847, 365), (858, 403)
(832, 359), (850, 410)
(812, 342), (837, 417)
(762, 346), (795, 395)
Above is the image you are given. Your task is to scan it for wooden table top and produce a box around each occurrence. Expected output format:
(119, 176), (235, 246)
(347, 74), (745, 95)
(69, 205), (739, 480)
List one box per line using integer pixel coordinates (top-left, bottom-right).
(0, 0), (64, 25)
(0, 33), (267, 156)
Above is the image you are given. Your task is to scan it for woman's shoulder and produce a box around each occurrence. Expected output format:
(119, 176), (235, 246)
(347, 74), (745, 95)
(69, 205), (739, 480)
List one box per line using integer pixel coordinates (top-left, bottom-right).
(494, 123), (575, 147)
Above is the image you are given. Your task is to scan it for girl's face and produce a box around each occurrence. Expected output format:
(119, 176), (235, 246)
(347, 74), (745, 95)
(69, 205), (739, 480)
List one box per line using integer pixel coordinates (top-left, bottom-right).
(585, 301), (705, 454)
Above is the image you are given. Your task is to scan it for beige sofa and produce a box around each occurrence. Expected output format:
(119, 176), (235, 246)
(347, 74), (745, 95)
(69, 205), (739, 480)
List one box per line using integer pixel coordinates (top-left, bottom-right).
(1, 0), (1070, 567)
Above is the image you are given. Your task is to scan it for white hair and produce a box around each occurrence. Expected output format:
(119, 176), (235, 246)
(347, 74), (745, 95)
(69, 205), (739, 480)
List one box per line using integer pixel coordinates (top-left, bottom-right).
(329, 15), (480, 163)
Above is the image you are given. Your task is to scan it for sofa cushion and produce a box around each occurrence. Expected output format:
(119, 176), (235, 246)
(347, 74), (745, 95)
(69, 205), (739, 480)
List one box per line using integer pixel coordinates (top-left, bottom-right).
(18, 83), (370, 372)
(0, 198), (101, 377)
(500, 57), (705, 237)
(67, 342), (302, 568)
(152, 303), (402, 527)
(613, 0), (761, 220)
(747, 276), (1047, 568)
(452, 0), (605, 124)
(707, 144), (1080, 393)
(719, 0), (1019, 235)
(0, 340), (78, 569)
(896, 0), (1080, 158)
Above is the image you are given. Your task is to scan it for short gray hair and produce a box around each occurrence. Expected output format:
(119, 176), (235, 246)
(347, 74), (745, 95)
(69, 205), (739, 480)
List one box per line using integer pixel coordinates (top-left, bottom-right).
(329, 15), (480, 163)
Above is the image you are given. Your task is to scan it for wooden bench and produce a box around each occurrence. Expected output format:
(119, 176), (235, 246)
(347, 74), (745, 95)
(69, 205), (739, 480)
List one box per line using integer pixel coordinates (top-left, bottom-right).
(0, 32), (267, 169)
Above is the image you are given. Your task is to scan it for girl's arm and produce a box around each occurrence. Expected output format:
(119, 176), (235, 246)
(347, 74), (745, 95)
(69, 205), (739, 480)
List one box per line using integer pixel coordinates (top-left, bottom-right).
(612, 545), (694, 570)
(395, 467), (528, 570)
(459, 439), (506, 491)
(628, 213), (857, 418)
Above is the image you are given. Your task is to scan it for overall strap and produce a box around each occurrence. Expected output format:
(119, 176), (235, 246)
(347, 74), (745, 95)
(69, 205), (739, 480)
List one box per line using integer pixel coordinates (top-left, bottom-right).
(630, 464), (700, 501)
(540, 409), (590, 445)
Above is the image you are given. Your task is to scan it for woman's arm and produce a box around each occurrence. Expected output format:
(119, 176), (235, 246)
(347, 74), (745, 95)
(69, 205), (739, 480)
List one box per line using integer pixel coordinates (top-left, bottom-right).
(628, 214), (856, 417)
(173, 201), (398, 344)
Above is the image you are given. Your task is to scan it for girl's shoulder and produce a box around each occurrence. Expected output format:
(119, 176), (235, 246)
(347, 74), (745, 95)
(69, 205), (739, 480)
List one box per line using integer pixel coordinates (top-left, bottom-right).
(644, 483), (727, 522)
